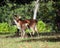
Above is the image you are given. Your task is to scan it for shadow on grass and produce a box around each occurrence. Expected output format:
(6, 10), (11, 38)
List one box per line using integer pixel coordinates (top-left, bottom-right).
(0, 32), (60, 36)
(19, 37), (60, 42)
(0, 32), (60, 42)
(19, 32), (60, 42)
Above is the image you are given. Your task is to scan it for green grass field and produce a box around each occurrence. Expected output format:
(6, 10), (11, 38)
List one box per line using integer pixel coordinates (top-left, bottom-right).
(0, 34), (60, 48)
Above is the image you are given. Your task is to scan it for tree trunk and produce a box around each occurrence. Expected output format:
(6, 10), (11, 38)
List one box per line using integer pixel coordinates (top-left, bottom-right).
(33, 0), (39, 19)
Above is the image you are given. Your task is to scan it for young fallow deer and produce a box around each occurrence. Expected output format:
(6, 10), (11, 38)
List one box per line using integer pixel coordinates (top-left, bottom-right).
(13, 15), (39, 38)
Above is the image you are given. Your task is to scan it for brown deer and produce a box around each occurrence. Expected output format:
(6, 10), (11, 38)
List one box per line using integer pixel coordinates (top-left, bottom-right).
(13, 15), (39, 38)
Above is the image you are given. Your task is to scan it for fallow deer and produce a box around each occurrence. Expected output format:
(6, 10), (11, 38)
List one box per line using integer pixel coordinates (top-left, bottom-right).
(13, 15), (39, 38)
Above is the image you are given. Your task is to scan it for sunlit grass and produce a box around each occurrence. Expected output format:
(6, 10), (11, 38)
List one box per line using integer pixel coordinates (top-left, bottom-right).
(0, 34), (60, 48)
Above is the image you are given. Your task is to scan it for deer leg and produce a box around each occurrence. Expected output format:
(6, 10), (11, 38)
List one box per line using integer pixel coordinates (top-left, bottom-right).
(20, 30), (23, 38)
(30, 27), (35, 35)
(19, 28), (23, 38)
(22, 30), (26, 38)
(35, 26), (39, 37)
(20, 30), (25, 39)
(29, 32), (32, 37)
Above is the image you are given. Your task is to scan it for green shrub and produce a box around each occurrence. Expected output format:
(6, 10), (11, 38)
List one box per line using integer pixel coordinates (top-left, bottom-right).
(0, 23), (9, 33)
(37, 20), (52, 32)
(26, 28), (32, 33)
(8, 25), (17, 33)
(0, 23), (17, 33)
(0, 21), (52, 33)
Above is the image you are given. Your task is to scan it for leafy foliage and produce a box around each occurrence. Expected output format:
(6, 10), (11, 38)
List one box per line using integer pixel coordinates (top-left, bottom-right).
(0, 23), (9, 32)
(37, 21), (52, 32)
(0, 23), (17, 33)
(0, 0), (58, 32)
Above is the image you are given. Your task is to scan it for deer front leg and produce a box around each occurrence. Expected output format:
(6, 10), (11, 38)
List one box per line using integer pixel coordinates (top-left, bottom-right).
(20, 30), (23, 38)
(22, 30), (26, 38)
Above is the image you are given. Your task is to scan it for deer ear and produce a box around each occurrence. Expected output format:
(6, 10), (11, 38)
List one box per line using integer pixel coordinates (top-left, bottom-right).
(19, 16), (21, 18)
(14, 15), (17, 17)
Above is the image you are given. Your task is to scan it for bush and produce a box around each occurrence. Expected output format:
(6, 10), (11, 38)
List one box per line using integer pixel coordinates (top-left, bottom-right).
(37, 20), (52, 32)
(0, 23), (9, 33)
(8, 25), (17, 33)
(0, 23), (17, 33)
(0, 21), (52, 33)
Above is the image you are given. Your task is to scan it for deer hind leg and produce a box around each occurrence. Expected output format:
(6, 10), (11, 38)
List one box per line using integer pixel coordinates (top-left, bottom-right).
(35, 26), (39, 37)
(20, 30), (25, 38)
(30, 27), (35, 35)
(29, 31), (32, 37)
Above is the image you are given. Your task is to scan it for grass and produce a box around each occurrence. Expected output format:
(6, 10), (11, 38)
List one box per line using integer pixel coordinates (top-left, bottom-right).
(0, 34), (60, 48)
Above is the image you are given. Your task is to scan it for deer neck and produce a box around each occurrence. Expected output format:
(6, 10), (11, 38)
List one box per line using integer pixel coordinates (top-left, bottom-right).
(14, 19), (21, 29)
